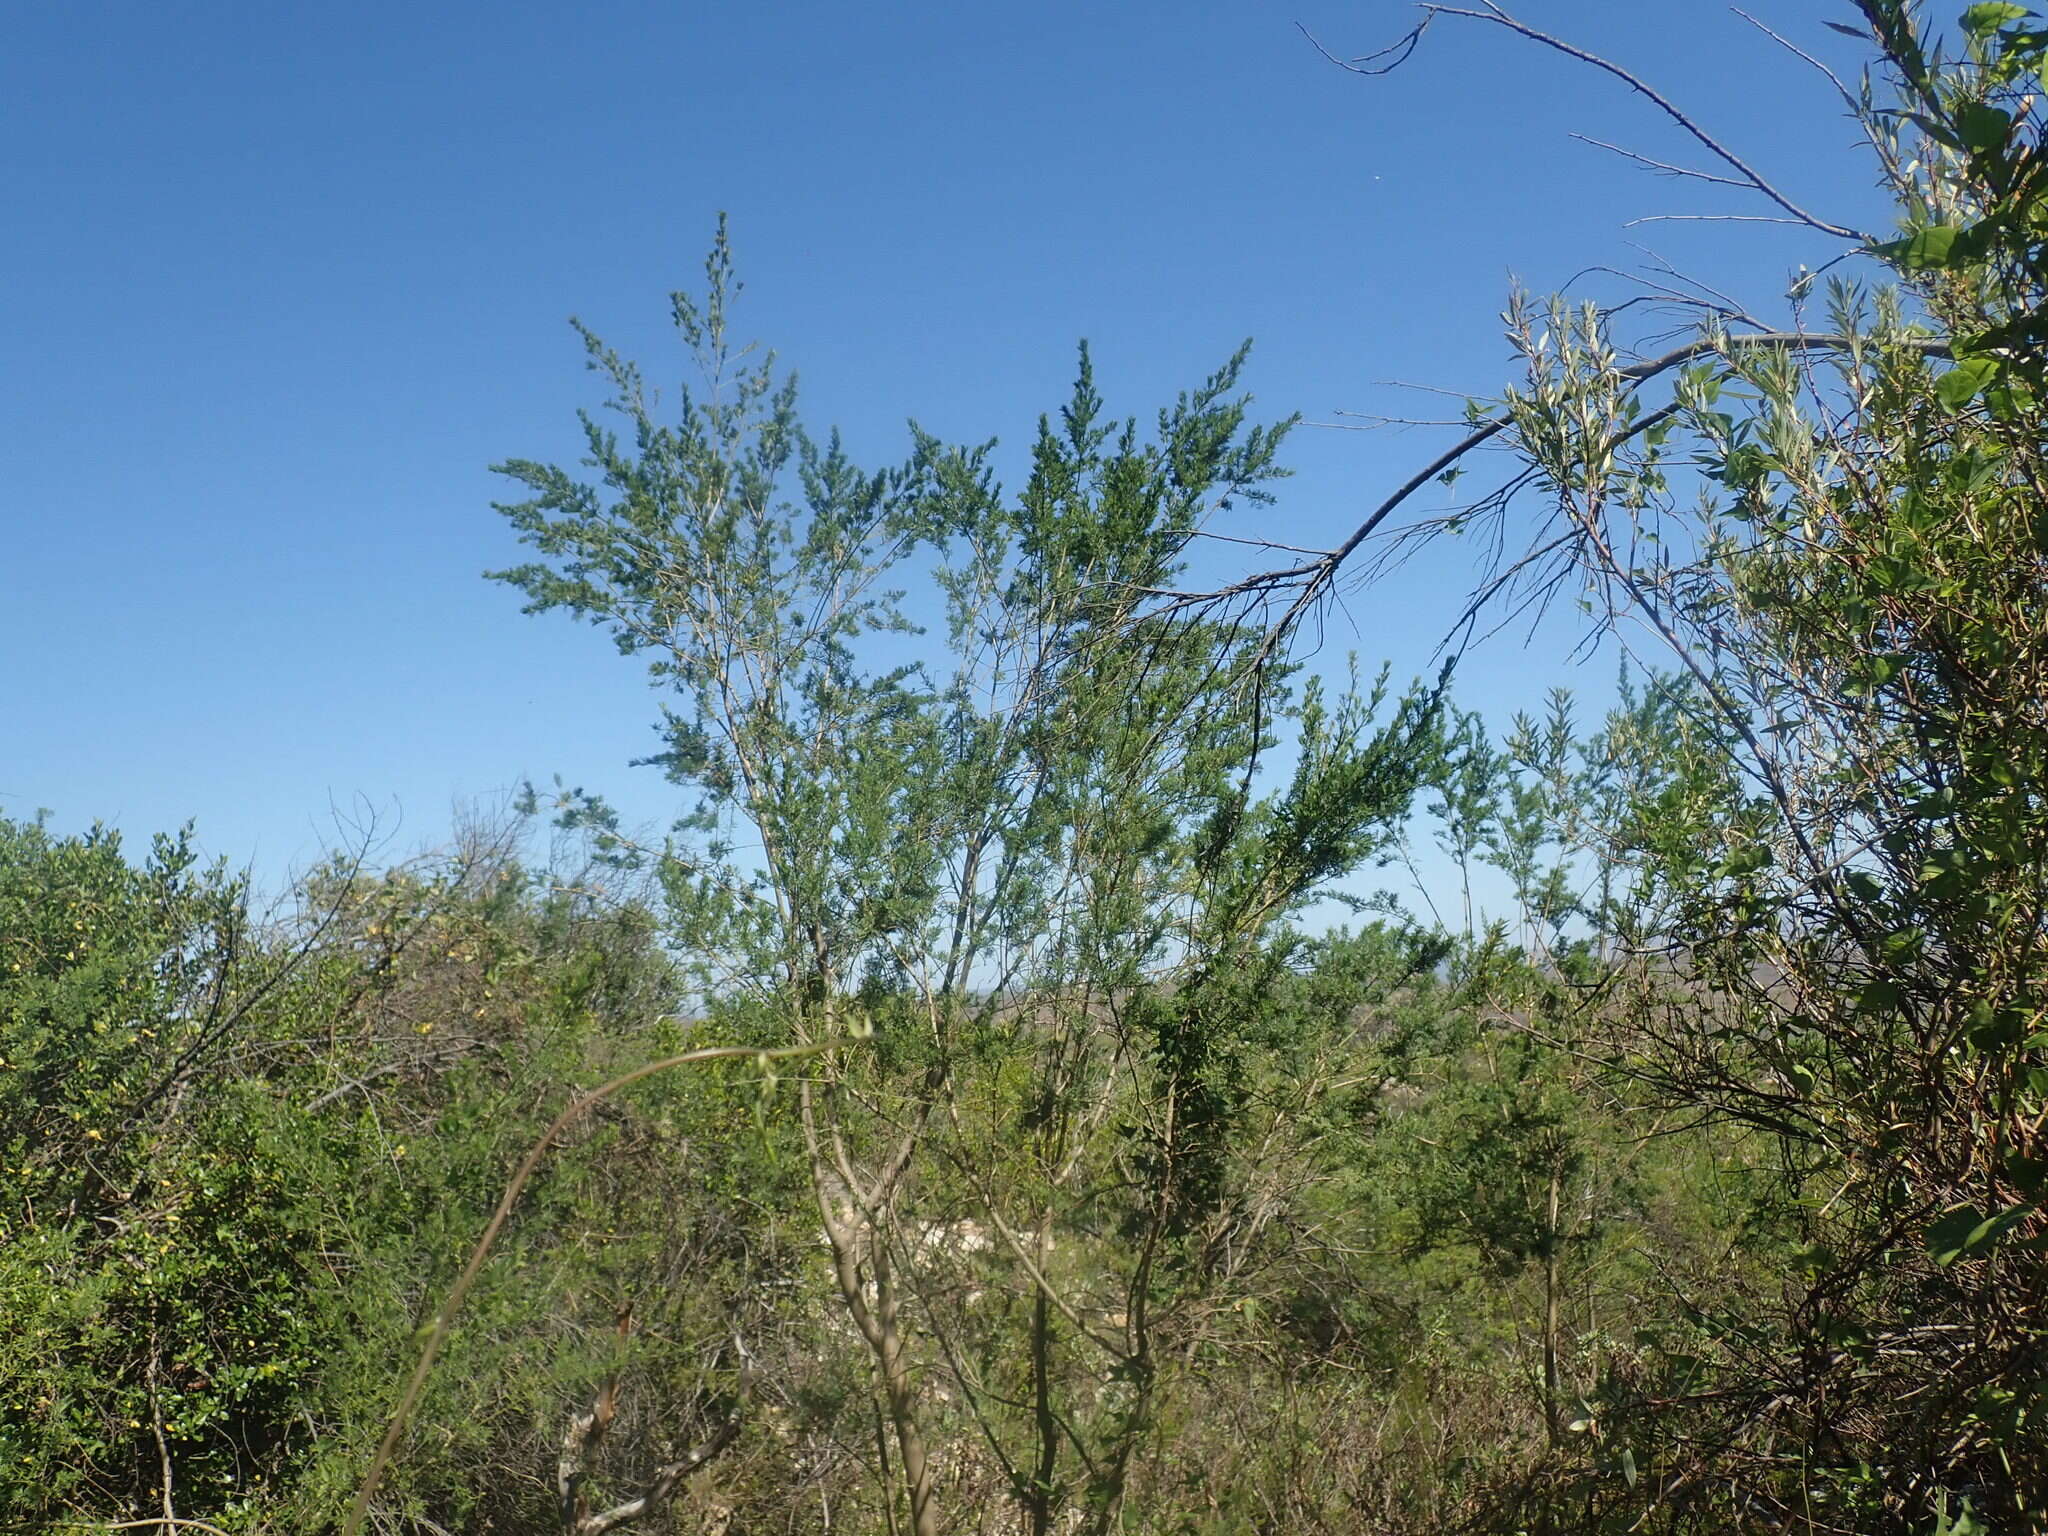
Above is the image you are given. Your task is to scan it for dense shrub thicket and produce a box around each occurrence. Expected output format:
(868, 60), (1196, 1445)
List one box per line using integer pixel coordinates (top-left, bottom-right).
(3, 809), (1763, 1533)
(8, 6), (2047, 1531)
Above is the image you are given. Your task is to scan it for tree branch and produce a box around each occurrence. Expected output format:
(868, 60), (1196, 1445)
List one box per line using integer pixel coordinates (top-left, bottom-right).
(1417, 3), (1871, 243)
(1164, 328), (1949, 641)
(569, 1403), (745, 1536)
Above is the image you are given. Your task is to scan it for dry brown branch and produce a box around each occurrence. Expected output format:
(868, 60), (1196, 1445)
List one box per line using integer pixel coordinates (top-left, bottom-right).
(1416, 3), (1870, 242)
(572, 1416), (743, 1536)
(1294, 14), (1432, 76)
(556, 1308), (750, 1536)
(556, 1306), (632, 1530)
(1570, 133), (1754, 190)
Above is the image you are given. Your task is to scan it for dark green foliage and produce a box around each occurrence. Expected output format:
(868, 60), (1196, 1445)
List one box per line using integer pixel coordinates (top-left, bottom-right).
(1307, 5), (2048, 1527)
(0, 818), (294, 1521)
(0, 817), (800, 1532)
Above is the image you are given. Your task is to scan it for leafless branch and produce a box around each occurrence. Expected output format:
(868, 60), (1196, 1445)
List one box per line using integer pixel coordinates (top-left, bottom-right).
(557, 1312), (750, 1536)
(1625, 213), (1816, 227)
(1731, 9), (1861, 115)
(1571, 134), (1753, 190)
(302, 1042), (484, 1112)
(1330, 2), (1872, 242)
(574, 1419), (744, 1536)
(1294, 14), (1432, 76)
(1164, 527), (1336, 555)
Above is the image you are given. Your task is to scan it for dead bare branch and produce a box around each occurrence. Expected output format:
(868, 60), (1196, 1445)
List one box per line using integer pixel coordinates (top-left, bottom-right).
(556, 1310), (750, 1536)
(1419, 3), (1872, 242)
(1294, 14), (1432, 76)
(1571, 133), (1754, 190)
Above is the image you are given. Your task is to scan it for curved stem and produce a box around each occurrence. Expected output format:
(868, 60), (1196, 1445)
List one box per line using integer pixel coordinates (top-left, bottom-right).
(340, 1038), (836, 1536)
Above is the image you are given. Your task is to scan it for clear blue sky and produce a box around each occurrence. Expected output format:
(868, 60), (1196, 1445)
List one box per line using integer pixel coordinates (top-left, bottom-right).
(3, 2), (1895, 892)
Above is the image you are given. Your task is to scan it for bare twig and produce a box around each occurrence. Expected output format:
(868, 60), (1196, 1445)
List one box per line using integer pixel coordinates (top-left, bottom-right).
(557, 1306), (631, 1530)
(574, 1416), (744, 1536)
(1625, 214), (1815, 227)
(147, 1339), (175, 1531)
(1731, 9), (1861, 115)
(557, 1311), (751, 1536)
(1322, 2), (1871, 242)
(1571, 134), (1753, 190)
(1295, 14), (1432, 76)
(302, 1042), (482, 1113)
(1440, 3), (1869, 240)
(1164, 527), (1336, 556)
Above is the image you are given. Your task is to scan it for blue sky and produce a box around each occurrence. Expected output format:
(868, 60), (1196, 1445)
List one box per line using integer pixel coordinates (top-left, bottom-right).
(3, 2), (1897, 895)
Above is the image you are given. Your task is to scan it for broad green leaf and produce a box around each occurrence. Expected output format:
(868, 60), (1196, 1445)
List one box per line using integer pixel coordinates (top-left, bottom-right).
(1956, 103), (2013, 154)
(1986, 380), (2039, 421)
(2005, 1151), (2048, 1196)
(1962, 2), (2029, 38)
(1926, 1205), (1986, 1265)
(1926, 1203), (2027, 1265)
(1881, 225), (1962, 270)
(1936, 356), (1999, 408)
(1967, 1001), (2025, 1051)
